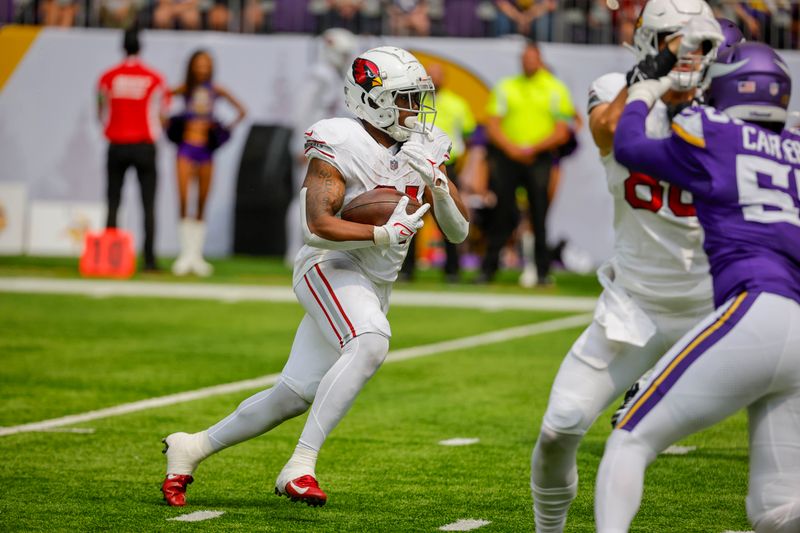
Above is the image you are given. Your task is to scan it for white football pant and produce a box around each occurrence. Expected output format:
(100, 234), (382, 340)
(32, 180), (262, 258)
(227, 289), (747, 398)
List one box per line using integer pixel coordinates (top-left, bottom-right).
(595, 292), (800, 533)
(206, 257), (391, 455)
(531, 290), (712, 533)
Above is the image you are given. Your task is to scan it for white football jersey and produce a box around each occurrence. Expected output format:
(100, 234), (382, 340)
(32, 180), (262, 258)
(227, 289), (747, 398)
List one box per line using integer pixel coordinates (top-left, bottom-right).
(590, 73), (712, 309)
(293, 117), (452, 286)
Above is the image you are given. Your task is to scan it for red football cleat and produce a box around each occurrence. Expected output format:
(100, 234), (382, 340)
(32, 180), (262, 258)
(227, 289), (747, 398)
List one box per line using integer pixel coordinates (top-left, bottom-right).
(162, 474), (193, 507)
(275, 474), (328, 507)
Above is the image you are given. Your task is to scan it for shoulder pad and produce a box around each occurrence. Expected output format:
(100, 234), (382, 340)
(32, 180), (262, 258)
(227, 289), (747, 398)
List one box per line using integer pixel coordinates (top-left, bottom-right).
(588, 73), (626, 113)
(671, 106), (706, 149)
(303, 118), (354, 162)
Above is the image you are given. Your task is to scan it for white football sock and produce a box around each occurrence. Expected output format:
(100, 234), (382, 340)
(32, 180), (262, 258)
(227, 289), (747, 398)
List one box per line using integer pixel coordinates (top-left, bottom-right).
(165, 431), (216, 475)
(531, 426), (582, 532)
(298, 333), (389, 451)
(205, 380), (310, 451)
(284, 442), (319, 477)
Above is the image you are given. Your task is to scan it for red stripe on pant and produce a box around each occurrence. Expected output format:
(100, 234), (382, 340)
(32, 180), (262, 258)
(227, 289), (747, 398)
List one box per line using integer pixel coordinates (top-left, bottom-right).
(304, 273), (343, 346)
(314, 264), (357, 339)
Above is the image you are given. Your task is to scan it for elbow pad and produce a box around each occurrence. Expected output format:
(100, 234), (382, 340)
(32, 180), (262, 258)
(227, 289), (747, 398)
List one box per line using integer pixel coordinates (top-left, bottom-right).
(431, 189), (469, 244)
(300, 188), (374, 251)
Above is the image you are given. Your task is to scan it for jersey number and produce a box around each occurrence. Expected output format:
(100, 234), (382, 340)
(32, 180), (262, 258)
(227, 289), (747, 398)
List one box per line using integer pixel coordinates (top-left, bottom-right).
(375, 184), (421, 200)
(624, 173), (695, 217)
(736, 154), (800, 227)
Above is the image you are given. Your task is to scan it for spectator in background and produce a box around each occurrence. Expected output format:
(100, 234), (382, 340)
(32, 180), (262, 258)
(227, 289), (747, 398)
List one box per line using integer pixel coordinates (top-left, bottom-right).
(153, 0), (201, 29)
(169, 50), (246, 277)
(495, 0), (556, 40)
(40, 0), (77, 26)
(733, 0), (792, 48)
(614, 0), (646, 45)
(322, 0), (363, 33)
(401, 62), (476, 282)
(285, 28), (357, 266)
(207, 0), (230, 31)
(479, 40), (575, 286)
(99, 0), (137, 28)
(97, 28), (169, 271)
(388, 0), (430, 36)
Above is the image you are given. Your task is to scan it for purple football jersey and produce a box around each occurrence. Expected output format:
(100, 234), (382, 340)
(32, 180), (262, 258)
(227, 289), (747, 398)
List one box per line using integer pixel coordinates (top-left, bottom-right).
(615, 101), (800, 307)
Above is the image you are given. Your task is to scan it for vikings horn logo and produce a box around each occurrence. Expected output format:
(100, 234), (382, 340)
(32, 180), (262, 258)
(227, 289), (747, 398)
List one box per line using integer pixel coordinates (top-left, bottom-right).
(353, 58), (383, 92)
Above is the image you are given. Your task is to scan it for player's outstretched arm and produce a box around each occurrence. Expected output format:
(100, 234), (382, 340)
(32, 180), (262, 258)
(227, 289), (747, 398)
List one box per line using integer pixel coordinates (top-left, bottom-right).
(614, 80), (701, 191)
(300, 158), (377, 249)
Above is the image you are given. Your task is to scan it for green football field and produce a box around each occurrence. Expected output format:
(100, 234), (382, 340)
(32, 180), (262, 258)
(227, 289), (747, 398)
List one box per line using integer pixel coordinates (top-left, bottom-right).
(0, 258), (752, 532)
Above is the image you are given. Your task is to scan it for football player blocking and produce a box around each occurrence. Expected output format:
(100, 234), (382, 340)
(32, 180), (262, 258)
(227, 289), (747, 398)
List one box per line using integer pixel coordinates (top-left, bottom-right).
(597, 42), (800, 532)
(530, 1), (725, 531)
(161, 47), (469, 507)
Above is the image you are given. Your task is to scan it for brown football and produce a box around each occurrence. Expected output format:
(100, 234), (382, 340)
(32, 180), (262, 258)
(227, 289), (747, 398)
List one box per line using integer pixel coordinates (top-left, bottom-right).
(340, 188), (422, 226)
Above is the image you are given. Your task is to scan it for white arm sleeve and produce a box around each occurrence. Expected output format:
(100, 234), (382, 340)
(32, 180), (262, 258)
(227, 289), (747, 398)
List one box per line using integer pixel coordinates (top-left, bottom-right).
(299, 188), (375, 251)
(432, 188), (469, 244)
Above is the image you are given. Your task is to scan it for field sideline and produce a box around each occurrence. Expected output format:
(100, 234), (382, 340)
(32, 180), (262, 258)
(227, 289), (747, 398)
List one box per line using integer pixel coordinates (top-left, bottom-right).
(0, 263), (752, 532)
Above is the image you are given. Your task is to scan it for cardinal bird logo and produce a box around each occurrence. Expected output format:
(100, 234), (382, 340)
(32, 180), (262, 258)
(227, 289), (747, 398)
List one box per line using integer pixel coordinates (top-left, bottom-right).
(353, 58), (383, 92)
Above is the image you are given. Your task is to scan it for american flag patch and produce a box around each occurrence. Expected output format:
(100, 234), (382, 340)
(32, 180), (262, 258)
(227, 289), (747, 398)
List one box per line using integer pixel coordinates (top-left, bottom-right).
(737, 81), (756, 94)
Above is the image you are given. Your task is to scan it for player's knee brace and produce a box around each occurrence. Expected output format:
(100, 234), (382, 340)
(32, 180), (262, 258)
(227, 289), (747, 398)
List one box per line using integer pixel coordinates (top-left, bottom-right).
(749, 499), (800, 533)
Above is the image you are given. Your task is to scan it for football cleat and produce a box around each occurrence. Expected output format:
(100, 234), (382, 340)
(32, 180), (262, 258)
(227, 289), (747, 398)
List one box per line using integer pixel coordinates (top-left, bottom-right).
(161, 474), (193, 507)
(275, 474), (328, 507)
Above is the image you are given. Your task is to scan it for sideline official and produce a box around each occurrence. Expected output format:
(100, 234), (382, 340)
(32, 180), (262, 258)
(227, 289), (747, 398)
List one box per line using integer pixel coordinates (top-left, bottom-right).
(480, 39), (575, 286)
(97, 28), (169, 271)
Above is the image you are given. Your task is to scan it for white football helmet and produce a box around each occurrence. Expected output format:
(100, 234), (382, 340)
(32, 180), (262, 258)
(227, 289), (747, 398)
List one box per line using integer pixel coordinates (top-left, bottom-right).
(633, 0), (718, 91)
(321, 28), (356, 71)
(344, 46), (436, 143)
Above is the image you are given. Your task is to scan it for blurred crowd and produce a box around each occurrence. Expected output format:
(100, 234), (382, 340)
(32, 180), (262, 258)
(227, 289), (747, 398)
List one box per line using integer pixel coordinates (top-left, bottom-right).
(2, 0), (797, 49)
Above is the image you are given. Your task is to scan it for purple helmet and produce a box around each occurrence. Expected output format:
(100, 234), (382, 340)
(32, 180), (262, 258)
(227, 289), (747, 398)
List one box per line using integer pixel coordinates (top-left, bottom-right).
(705, 42), (791, 124)
(716, 18), (745, 53)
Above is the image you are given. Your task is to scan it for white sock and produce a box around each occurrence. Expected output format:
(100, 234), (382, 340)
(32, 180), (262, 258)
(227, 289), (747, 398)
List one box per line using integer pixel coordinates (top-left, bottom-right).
(532, 481), (578, 533)
(298, 333), (389, 450)
(166, 430), (216, 475)
(286, 441), (319, 476)
(531, 427), (582, 532)
(206, 380), (310, 451)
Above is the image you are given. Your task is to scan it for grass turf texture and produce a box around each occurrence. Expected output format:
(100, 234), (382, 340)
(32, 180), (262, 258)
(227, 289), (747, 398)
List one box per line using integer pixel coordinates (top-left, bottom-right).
(0, 272), (750, 531)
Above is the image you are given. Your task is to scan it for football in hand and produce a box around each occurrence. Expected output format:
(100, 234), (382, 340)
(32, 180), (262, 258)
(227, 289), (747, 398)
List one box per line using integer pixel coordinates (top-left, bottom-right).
(340, 188), (422, 226)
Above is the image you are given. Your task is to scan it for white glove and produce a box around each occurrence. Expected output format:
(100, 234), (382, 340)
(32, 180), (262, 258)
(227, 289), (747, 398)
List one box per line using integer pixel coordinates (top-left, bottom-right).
(626, 76), (673, 107)
(673, 16), (724, 59)
(373, 196), (430, 248)
(401, 139), (449, 195)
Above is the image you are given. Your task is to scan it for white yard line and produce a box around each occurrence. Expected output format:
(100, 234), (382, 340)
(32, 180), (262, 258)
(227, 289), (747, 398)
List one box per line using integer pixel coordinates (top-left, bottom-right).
(0, 277), (597, 312)
(0, 313), (592, 438)
(438, 438), (480, 446)
(167, 510), (224, 522)
(439, 519), (492, 531)
(661, 445), (697, 455)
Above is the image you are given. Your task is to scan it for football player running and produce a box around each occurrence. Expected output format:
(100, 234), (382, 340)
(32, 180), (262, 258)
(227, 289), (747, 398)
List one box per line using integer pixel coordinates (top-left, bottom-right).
(530, 2), (724, 531)
(596, 41), (800, 533)
(160, 46), (469, 507)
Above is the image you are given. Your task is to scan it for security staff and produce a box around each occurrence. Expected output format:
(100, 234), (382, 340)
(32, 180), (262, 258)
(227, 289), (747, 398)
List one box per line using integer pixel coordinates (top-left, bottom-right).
(480, 39), (575, 286)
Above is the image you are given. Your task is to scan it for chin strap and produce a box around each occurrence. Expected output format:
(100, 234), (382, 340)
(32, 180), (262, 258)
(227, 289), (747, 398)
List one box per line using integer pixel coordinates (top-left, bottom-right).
(299, 188), (375, 251)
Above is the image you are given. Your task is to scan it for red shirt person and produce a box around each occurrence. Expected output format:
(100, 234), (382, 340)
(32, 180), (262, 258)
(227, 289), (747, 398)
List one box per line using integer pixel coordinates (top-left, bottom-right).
(97, 29), (169, 271)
